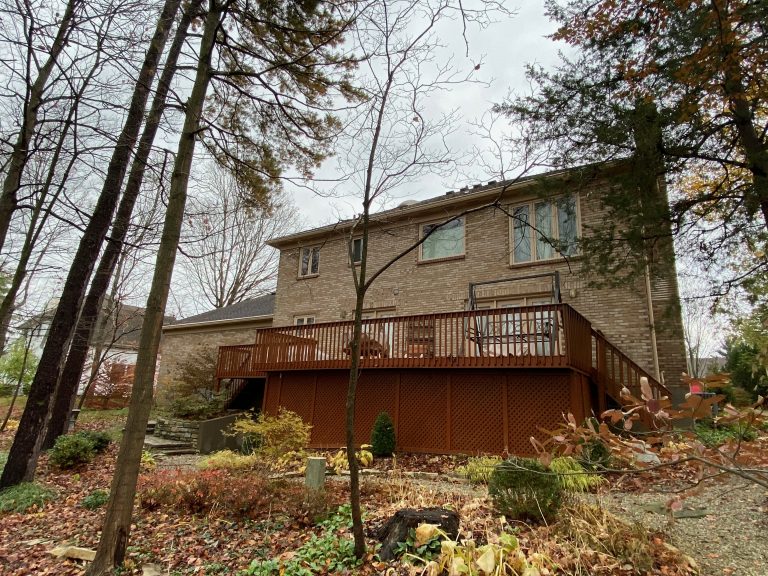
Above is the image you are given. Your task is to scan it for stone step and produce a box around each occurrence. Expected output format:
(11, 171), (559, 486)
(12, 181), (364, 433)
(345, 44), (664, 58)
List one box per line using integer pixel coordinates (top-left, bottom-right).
(159, 448), (198, 456)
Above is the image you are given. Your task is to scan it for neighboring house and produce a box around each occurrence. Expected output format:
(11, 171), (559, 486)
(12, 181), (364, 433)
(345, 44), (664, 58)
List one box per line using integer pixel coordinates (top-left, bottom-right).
(158, 293), (275, 389)
(20, 298), (173, 407)
(209, 163), (687, 454)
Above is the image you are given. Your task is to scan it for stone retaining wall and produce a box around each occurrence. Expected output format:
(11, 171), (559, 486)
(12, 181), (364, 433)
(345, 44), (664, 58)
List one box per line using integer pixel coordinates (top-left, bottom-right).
(155, 417), (199, 444)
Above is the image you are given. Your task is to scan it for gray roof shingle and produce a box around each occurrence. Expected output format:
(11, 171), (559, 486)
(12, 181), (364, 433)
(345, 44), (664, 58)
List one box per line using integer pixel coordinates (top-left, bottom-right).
(174, 293), (275, 325)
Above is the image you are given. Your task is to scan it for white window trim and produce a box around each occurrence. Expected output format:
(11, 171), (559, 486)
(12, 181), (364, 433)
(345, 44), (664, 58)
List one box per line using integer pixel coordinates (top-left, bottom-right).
(298, 245), (320, 278)
(508, 194), (581, 265)
(294, 315), (316, 326)
(418, 217), (466, 262)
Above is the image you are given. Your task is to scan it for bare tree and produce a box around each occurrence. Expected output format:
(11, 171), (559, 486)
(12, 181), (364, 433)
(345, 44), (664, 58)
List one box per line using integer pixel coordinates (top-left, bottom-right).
(333, 0), (516, 556)
(179, 164), (297, 310)
(0, 0), (183, 489)
(0, 0), (82, 253)
(679, 271), (723, 378)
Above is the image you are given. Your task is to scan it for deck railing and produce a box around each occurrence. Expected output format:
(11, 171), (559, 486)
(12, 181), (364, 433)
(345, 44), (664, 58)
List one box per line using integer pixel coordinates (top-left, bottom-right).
(217, 304), (579, 375)
(591, 329), (670, 412)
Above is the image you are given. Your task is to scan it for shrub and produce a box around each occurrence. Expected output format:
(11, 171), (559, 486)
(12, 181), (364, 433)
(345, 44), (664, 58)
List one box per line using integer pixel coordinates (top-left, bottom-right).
(229, 408), (311, 460)
(199, 450), (262, 471)
(488, 456), (565, 524)
(81, 489), (110, 510)
(549, 457), (604, 492)
(578, 438), (612, 471)
(455, 455), (502, 485)
(370, 411), (396, 457)
(138, 469), (322, 520)
(49, 433), (96, 469)
(76, 430), (111, 453)
(156, 348), (226, 420)
(558, 503), (654, 572)
(0, 482), (56, 513)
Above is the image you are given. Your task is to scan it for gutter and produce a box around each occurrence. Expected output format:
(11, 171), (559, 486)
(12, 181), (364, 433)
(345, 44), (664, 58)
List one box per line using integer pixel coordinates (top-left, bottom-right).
(162, 313), (273, 332)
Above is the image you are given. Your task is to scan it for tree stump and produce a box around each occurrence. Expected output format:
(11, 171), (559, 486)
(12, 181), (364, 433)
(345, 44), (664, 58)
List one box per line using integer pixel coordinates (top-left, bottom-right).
(375, 507), (460, 560)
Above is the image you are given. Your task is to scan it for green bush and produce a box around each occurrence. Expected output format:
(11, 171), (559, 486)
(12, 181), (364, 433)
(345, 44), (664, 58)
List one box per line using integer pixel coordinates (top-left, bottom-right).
(0, 482), (56, 513)
(488, 457), (565, 524)
(76, 430), (112, 453)
(456, 455), (502, 485)
(81, 489), (110, 510)
(49, 433), (96, 469)
(578, 438), (612, 471)
(370, 411), (396, 457)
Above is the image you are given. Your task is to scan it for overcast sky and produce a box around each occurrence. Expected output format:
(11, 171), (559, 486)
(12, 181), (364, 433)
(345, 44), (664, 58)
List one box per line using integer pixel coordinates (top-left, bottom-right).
(286, 2), (566, 229)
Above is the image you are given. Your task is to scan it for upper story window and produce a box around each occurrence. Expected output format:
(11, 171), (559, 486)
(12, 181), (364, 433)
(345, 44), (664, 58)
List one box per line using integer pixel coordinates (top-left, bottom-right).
(420, 217), (465, 261)
(350, 238), (363, 265)
(510, 195), (579, 264)
(294, 315), (315, 326)
(299, 246), (320, 277)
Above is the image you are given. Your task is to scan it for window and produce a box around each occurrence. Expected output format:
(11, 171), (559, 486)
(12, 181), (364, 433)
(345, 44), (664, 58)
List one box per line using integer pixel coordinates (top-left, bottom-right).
(299, 246), (320, 277)
(420, 218), (465, 261)
(350, 238), (363, 265)
(510, 195), (579, 264)
(294, 315), (315, 326)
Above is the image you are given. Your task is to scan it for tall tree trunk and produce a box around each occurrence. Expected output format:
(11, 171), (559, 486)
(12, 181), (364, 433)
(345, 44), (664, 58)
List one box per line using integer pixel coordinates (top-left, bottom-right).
(87, 2), (220, 572)
(0, 0), (80, 254)
(0, 0), (182, 489)
(44, 0), (199, 449)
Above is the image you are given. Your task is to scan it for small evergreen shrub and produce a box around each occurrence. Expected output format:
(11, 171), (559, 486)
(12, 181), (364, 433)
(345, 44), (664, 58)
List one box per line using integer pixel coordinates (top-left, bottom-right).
(488, 456), (565, 524)
(0, 482), (56, 513)
(370, 411), (396, 457)
(49, 433), (96, 469)
(81, 489), (110, 510)
(456, 455), (502, 485)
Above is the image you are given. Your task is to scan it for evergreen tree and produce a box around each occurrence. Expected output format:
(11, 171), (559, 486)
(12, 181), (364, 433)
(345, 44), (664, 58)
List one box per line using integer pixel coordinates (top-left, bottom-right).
(500, 0), (768, 290)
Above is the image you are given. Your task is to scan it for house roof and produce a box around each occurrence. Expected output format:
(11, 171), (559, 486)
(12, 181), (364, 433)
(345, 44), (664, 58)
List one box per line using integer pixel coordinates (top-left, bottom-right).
(19, 301), (174, 351)
(171, 293), (276, 326)
(267, 161), (618, 249)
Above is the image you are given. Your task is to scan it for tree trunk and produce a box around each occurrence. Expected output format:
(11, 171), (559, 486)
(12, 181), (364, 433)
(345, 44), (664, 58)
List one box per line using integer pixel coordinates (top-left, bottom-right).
(0, 0), (80, 254)
(44, 0), (198, 449)
(0, 0), (182, 489)
(87, 2), (219, 572)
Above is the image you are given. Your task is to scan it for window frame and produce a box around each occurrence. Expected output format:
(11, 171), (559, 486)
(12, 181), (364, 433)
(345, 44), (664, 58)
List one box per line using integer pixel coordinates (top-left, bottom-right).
(298, 245), (321, 278)
(508, 194), (580, 265)
(350, 237), (363, 266)
(293, 315), (316, 326)
(418, 216), (466, 263)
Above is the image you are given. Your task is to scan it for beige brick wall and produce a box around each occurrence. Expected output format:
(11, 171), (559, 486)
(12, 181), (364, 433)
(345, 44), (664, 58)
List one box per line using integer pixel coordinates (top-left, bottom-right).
(272, 181), (686, 382)
(157, 318), (272, 393)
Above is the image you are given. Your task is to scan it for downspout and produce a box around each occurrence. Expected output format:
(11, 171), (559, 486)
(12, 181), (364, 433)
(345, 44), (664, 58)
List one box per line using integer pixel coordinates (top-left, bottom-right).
(644, 262), (662, 382)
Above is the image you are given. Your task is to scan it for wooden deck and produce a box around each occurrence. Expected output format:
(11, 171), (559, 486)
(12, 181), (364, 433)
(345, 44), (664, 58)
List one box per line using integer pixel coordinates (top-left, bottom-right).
(216, 303), (669, 402)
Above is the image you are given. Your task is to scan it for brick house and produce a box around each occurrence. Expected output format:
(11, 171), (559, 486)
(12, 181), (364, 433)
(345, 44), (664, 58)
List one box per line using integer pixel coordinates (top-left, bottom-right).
(208, 163), (687, 454)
